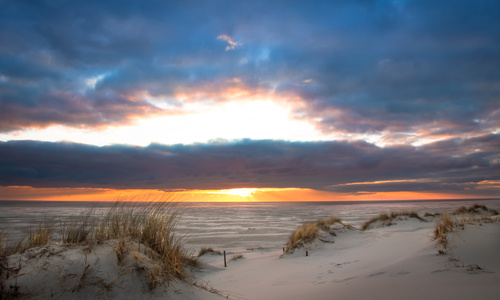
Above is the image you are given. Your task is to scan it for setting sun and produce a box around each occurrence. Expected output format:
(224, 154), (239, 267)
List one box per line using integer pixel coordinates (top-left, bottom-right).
(209, 188), (262, 197)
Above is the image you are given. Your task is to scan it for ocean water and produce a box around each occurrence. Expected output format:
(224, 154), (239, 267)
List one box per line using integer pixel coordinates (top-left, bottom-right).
(1, 199), (499, 253)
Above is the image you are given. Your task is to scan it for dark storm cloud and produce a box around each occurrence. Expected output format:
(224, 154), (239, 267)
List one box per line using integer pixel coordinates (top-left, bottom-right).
(1, 137), (498, 195)
(1, 0), (499, 138)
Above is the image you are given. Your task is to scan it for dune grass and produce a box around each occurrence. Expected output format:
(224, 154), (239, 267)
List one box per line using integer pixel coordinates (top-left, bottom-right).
(2, 199), (197, 290)
(424, 212), (441, 217)
(285, 205), (497, 255)
(60, 208), (96, 244)
(315, 216), (345, 230)
(26, 217), (55, 249)
(452, 204), (499, 216)
(433, 213), (454, 254)
(0, 229), (6, 298)
(0, 228), (10, 258)
(198, 247), (222, 257)
(285, 216), (347, 253)
(432, 205), (499, 255)
(229, 254), (244, 262)
(285, 223), (319, 253)
(360, 210), (425, 231)
(94, 201), (195, 284)
(361, 213), (391, 231)
(1, 228), (24, 299)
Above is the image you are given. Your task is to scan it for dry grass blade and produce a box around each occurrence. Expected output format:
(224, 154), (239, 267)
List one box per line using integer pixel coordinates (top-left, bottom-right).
(26, 217), (55, 248)
(0, 227), (25, 257)
(115, 238), (128, 262)
(0, 228), (7, 299)
(60, 208), (96, 244)
(193, 280), (228, 297)
(0, 228), (7, 258)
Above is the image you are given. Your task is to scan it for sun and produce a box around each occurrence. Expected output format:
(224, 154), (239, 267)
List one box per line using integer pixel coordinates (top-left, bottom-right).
(214, 188), (261, 197)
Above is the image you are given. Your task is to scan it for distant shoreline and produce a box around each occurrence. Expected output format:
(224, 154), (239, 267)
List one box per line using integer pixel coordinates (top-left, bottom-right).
(1, 197), (499, 206)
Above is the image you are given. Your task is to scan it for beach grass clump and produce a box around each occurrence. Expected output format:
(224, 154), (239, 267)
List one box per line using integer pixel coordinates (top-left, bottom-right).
(60, 209), (96, 244)
(0, 229), (7, 259)
(361, 213), (390, 231)
(452, 204), (498, 216)
(0, 229), (13, 298)
(26, 217), (55, 249)
(286, 223), (320, 253)
(0, 229), (7, 294)
(90, 201), (194, 284)
(396, 210), (425, 221)
(285, 216), (347, 253)
(315, 216), (344, 230)
(424, 212), (441, 217)
(229, 254), (244, 262)
(198, 247), (222, 257)
(3, 198), (197, 289)
(360, 210), (425, 231)
(139, 207), (191, 282)
(432, 209), (499, 255)
(93, 202), (142, 241)
(433, 213), (454, 254)
(456, 214), (500, 227)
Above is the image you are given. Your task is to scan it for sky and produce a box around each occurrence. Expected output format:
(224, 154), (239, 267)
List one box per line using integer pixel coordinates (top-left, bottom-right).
(0, 0), (499, 201)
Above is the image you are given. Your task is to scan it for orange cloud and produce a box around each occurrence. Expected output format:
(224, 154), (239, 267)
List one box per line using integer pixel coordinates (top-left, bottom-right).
(331, 179), (435, 187)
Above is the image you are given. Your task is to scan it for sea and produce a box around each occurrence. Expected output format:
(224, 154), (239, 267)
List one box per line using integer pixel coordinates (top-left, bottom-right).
(1, 199), (499, 253)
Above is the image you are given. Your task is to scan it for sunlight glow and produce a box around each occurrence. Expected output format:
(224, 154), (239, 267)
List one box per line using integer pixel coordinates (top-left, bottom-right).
(0, 98), (333, 146)
(207, 188), (262, 197)
(1, 186), (488, 202)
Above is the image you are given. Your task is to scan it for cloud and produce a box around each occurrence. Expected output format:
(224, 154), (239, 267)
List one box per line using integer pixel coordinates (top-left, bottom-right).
(0, 0), (499, 149)
(1, 136), (498, 196)
(217, 34), (242, 51)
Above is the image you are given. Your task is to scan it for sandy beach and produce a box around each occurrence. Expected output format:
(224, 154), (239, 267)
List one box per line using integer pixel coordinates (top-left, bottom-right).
(197, 216), (500, 300)
(2, 204), (499, 300)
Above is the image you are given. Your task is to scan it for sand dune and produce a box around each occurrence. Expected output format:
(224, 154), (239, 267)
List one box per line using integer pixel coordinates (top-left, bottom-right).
(197, 214), (500, 300)
(1, 240), (221, 300)
(1, 208), (499, 299)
